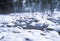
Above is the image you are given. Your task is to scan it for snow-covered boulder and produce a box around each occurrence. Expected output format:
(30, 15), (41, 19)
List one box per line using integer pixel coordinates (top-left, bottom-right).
(0, 28), (60, 41)
(20, 22), (27, 28)
(47, 25), (60, 33)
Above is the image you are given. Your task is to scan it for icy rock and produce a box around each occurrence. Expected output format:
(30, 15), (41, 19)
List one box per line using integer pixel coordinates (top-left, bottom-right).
(27, 15), (34, 19)
(20, 22), (27, 27)
(29, 21), (49, 30)
(33, 12), (43, 20)
(37, 21), (45, 26)
(45, 20), (56, 26)
(0, 35), (4, 40)
(47, 25), (60, 35)
(30, 22), (37, 26)
(34, 15), (43, 21)
(20, 31), (36, 41)
(20, 17), (26, 22)
(0, 28), (9, 32)
(54, 11), (60, 17)
(6, 23), (15, 27)
(0, 15), (16, 24)
(7, 28), (21, 33)
(21, 22), (26, 25)
(0, 24), (4, 27)
(47, 25), (60, 31)
(44, 31), (60, 41)
(2, 32), (25, 41)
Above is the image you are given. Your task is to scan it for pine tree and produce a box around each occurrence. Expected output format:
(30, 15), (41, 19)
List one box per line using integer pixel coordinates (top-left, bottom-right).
(0, 0), (14, 14)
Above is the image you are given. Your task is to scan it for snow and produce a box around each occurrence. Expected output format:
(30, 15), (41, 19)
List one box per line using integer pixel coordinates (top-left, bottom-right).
(47, 25), (60, 32)
(0, 12), (60, 41)
(30, 22), (37, 26)
(0, 27), (60, 41)
(54, 11), (60, 17)
(45, 20), (56, 26)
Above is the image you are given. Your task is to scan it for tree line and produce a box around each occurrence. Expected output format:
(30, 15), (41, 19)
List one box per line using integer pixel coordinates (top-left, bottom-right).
(0, 0), (60, 14)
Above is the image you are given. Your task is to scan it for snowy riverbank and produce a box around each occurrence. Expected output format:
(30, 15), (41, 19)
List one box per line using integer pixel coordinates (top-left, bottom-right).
(0, 12), (60, 41)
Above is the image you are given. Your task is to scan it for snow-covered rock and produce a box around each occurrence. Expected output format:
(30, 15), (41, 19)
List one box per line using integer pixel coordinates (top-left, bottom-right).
(0, 12), (60, 41)
(6, 23), (15, 27)
(0, 28), (60, 41)
(47, 25), (60, 33)
(45, 20), (56, 26)
(30, 22), (37, 26)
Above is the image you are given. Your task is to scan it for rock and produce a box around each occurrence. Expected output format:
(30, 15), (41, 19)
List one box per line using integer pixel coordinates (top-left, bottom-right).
(0, 36), (4, 40)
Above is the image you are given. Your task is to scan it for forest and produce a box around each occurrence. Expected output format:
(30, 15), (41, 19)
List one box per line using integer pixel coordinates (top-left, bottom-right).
(0, 0), (60, 14)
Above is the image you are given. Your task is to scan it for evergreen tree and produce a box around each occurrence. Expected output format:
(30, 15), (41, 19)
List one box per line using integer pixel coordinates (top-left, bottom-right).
(0, 0), (14, 14)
